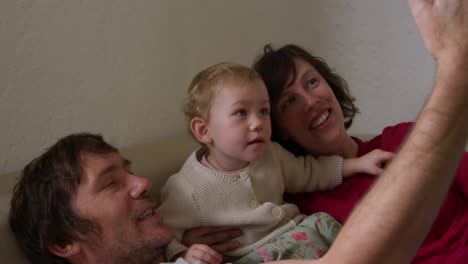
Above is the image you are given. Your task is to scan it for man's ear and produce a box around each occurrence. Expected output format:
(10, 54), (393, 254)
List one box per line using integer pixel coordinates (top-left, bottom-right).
(190, 117), (212, 145)
(48, 242), (81, 259)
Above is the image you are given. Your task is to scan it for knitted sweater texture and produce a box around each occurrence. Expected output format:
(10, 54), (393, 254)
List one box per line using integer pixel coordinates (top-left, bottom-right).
(158, 142), (342, 259)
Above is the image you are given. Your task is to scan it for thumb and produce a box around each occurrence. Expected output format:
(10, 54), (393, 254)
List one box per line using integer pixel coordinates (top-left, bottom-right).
(408, 0), (439, 57)
(372, 166), (385, 176)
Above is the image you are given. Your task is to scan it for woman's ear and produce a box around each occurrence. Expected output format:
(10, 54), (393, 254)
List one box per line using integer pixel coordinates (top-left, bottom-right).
(48, 242), (81, 259)
(190, 117), (212, 145)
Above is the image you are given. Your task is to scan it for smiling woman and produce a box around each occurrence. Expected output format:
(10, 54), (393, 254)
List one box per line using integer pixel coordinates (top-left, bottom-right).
(254, 44), (359, 159)
(252, 42), (468, 263)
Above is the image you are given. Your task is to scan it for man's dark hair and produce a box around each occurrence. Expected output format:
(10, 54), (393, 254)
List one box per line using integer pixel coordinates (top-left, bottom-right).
(253, 44), (359, 155)
(9, 133), (118, 263)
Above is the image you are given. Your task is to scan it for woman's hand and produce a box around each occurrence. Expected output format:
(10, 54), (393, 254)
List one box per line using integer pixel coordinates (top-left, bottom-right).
(181, 226), (242, 254)
(184, 244), (222, 264)
(343, 149), (395, 177)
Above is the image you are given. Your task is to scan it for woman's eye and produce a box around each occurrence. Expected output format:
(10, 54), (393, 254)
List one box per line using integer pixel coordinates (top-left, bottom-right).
(308, 79), (317, 87)
(285, 96), (297, 107)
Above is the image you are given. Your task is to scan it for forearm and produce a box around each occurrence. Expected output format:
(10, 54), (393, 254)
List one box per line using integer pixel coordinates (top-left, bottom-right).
(341, 158), (358, 177)
(324, 58), (468, 264)
(342, 158), (357, 178)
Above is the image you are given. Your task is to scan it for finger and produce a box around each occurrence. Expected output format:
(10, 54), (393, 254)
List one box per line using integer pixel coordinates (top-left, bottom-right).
(192, 226), (229, 236)
(379, 151), (395, 162)
(199, 251), (222, 264)
(409, 0), (433, 18)
(182, 227), (237, 245)
(190, 245), (222, 264)
(373, 166), (384, 175)
(210, 239), (241, 254)
(194, 228), (242, 246)
(409, 0), (438, 39)
(207, 228), (242, 242)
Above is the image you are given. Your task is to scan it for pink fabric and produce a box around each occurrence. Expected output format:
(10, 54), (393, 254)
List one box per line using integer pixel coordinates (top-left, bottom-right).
(285, 122), (468, 263)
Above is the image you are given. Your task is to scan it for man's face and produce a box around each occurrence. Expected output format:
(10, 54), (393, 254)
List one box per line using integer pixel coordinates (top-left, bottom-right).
(71, 151), (172, 263)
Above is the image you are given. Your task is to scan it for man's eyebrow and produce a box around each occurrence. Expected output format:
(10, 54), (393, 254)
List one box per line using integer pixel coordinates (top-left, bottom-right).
(95, 157), (129, 178)
(97, 163), (118, 178)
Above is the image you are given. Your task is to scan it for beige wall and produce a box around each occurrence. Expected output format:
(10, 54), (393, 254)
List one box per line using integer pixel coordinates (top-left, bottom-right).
(1, 0), (191, 174)
(188, 0), (436, 135)
(1, 0), (435, 175)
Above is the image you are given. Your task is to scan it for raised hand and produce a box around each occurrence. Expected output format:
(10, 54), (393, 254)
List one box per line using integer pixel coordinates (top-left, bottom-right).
(409, 0), (468, 61)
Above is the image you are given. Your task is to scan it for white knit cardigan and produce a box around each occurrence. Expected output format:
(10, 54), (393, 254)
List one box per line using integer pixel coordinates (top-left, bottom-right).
(158, 142), (342, 259)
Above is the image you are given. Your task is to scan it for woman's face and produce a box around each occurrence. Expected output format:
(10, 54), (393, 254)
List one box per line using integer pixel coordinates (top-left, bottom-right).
(272, 58), (348, 155)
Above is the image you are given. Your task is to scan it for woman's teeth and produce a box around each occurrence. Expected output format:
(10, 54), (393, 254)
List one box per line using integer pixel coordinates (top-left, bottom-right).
(311, 111), (330, 128)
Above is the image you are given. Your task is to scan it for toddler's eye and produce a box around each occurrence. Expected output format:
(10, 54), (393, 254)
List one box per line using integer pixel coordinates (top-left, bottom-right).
(234, 109), (247, 117)
(260, 107), (270, 116)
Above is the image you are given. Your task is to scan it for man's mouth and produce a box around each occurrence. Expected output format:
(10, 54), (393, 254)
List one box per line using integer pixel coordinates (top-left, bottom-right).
(310, 110), (330, 129)
(137, 207), (156, 222)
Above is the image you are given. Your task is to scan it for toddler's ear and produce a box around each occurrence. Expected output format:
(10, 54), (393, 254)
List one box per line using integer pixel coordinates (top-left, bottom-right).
(190, 117), (212, 144)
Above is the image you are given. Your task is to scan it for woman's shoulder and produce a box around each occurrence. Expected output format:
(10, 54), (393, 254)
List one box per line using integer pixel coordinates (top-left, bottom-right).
(357, 122), (414, 156)
(381, 121), (414, 136)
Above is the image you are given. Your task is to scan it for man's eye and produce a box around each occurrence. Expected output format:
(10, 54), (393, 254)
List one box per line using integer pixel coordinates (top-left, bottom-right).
(103, 181), (115, 189)
(125, 166), (134, 175)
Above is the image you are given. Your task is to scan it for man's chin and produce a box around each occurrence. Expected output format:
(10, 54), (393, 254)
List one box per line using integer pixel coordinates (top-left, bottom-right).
(98, 235), (169, 264)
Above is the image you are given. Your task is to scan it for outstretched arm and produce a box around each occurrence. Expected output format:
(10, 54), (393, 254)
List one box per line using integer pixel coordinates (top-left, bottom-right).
(268, 0), (468, 263)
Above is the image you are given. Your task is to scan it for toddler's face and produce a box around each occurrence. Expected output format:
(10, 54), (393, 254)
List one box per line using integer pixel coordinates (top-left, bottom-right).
(205, 79), (272, 170)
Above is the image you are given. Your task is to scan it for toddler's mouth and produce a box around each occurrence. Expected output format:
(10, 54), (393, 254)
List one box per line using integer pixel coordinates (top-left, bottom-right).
(248, 138), (264, 145)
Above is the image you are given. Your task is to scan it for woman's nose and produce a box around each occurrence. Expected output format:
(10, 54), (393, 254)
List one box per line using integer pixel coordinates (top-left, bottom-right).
(129, 174), (152, 199)
(303, 93), (319, 112)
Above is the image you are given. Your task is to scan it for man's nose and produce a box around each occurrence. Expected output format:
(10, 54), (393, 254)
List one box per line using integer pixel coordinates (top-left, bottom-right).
(129, 175), (152, 198)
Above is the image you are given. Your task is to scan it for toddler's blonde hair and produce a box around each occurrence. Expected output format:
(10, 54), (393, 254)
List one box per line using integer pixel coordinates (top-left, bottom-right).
(183, 62), (263, 123)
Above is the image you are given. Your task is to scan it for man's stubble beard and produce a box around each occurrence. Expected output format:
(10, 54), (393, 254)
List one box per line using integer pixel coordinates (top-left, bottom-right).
(98, 236), (167, 264)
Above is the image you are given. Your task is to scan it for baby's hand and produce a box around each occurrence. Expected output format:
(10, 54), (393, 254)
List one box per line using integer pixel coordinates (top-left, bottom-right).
(343, 149), (395, 177)
(184, 244), (222, 264)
